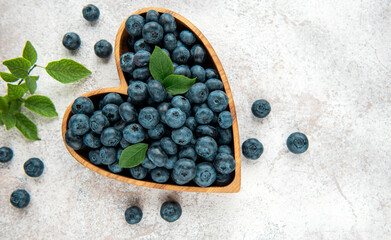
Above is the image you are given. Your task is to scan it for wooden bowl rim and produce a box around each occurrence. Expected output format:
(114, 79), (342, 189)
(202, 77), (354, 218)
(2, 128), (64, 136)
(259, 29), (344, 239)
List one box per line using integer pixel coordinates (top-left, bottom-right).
(61, 7), (241, 193)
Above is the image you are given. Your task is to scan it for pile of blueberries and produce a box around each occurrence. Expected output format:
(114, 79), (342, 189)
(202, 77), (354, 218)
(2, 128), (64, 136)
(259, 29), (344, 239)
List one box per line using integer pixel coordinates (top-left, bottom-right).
(65, 9), (237, 188)
(0, 146), (45, 209)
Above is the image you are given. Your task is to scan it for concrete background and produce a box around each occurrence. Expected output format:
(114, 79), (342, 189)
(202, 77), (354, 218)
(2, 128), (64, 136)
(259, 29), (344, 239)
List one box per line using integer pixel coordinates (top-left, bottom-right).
(1, 0), (390, 239)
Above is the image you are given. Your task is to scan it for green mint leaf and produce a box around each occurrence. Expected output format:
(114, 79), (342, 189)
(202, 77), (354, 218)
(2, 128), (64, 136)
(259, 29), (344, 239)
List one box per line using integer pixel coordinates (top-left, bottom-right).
(8, 99), (23, 113)
(7, 83), (28, 100)
(149, 46), (174, 83)
(0, 116), (3, 126)
(24, 95), (57, 117)
(163, 75), (196, 95)
(0, 72), (19, 82)
(3, 57), (31, 78)
(45, 59), (91, 84)
(1, 110), (16, 130)
(22, 41), (37, 65)
(119, 143), (148, 168)
(15, 112), (40, 141)
(25, 75), (39, 94)
(0, 96), (8, 112)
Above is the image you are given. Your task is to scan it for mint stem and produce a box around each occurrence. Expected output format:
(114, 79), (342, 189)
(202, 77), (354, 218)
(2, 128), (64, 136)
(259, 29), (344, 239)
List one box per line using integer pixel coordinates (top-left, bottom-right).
(17, 64), (37, 85)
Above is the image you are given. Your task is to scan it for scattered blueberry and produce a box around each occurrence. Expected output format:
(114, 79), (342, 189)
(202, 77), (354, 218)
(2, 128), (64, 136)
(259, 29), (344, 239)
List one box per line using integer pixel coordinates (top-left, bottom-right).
(125, 15), (145, 37)
(62, 32), (81, 50)
(172, 158), (196, 185)
(194, 162), (216, 187)
(151, 167), (170, 183)
(72, 97), (94, 115)
(0, 147), (13, 163)
(10, 189), (30, 208)
(161, 201), (182, 222)
(23, 158), (44, 177)
(251, 99), (271, 118)
(242, 138), (263, 160)
(82, 4), (100, 22)
(286, 132), (308, 154)
(214, 153), (236, 174)
(94, 40), (112, 58)
(123, 123), (145, 144)
(125, 206), (143, 224)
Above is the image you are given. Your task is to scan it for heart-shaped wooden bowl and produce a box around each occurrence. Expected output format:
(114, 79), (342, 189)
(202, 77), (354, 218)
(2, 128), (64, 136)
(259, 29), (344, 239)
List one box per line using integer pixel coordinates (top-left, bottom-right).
(61, 7), (241, 193)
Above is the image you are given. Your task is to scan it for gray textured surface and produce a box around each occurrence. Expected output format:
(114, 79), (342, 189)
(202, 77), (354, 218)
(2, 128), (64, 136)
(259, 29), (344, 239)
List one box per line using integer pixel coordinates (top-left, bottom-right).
(1, 0), (391, 239)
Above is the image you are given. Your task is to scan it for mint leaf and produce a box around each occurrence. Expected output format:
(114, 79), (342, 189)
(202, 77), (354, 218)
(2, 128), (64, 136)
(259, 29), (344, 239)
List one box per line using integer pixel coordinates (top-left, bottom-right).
(24, 95), (57, 117)
(3, 57), (31, 78)
(25, 75), (39, 94)
(1, 110), (16, 130)
(0, 96), (8, 112)
(0, 116), (3, 126)
(7, 83), (28, 100)
(46, 59), (91, 84)
(119, 143), (148, 168)
(8, 99), (23, 113)
(15, 112), (40, 141)
(149, 46), (174, 83)
(22, 41), (37, 65)
(0, 72), (18, 82)
(163, 75), (196, 95)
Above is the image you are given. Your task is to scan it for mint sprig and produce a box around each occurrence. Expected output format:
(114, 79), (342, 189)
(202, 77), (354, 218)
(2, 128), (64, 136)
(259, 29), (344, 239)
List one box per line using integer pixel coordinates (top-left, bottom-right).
(119, 143), (149, 168)
(149, 46), (196, 95)
(0, 41), (91, 141)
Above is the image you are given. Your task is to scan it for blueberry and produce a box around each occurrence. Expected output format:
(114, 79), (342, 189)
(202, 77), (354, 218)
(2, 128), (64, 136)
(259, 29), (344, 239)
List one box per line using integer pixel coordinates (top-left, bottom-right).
(251, 99), (271, 118)
(120, 137), (131, 149)
(187, 83), (209, 104)
(214, 153), (236, 174)
(102, 104), (120, 122)
(215, 173), (234, 186)
(89, 111), (109, 134)
(205, 78), (224, 91)
(195, 136), (218, 159)
(163, 33), (177, 51)
(171, 96), (191, 115)
(171, 158), (196, 185)
(119, 102), (137, 123)
(179, 30), (196, 46)
(205, 68), (219, 79)
(191, 65), (206, 83)
(102, 93), (123, 106)
(142, 21), (164, 44)
(172, 46), (190, 64)
(195, 107), (214, 125)
(207, 90), (229, 112)
(159, 13), (176, 33)
(125, 206), (143, 224)
(138, 107), (159, 129)
(218, 111), (233, 129)
(68, 114), (90, 136)
(151, 167), (170, 183)
(286, 132), (309, 154)
(148, 80), (167, 103)
(190, 44), (206, 64)
(195, 125), (218, 139)
(141, 156), (156, 169)
(192, 103), (208, 114)
(123, 123), (145, 144)
(72, 97), (94, 115)
(83, 132), (102, 149)
(10, 189), (30, 208)
(157, 102), (171, 123)
(23, 158), (44, 177)
(164, 155), (178, 170)
(160, 137), (178, 155)
(129, 165), (148, 179)
(147, 145), (167, 167)
(89, 150), (102, 165)
(217, 127), (233, 145)
(116, 148), (123, 160)
(133, 67), (150, 80)
(100, 127), (121, 147)
(62, 32), (81, 50)
(218, 145), (233, 155)
(133, 50), (151, 67)
(241, 138), (263, 160)
(146, 10), (159, 22)
(82, 4), (99, 21)
(134, 39), (152, 52)
(94, 40), (112, 58)
(120, 52), (136, 73)
(127, 81), (148, 103)
(185, 117), (197, 131)
(113, 120), (127, 132)
(171, 127), (193, 146)
(194, 162), (216, 187)
(108, 161), (123, 174)
(174, 65), (191, 78)
(65, 129), (84, 150)
(99, 147), (117, 165)
(125, 15), (145, 37)
(162, 48), (170, 58)
(148, 123), (165, 140)
(165, 108), (186, 128)
(0, 147), (13, 163)
(178, 146), (197, 161)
